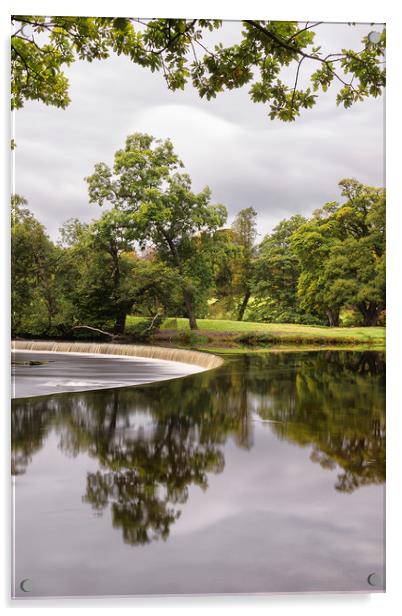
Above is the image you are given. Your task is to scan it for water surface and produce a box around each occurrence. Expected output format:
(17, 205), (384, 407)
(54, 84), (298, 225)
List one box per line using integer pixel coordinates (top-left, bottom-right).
(12, 350), (203, 398)
(12, 350), (385, 597)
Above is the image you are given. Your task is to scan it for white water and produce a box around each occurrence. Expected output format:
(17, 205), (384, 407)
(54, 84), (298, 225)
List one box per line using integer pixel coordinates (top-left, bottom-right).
(12, 340), (223, 369)
(11, 344), (221, 398)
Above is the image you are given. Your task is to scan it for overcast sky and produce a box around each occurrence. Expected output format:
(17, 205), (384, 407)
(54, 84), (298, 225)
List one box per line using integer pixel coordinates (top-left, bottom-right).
(13, 20), (385, 241)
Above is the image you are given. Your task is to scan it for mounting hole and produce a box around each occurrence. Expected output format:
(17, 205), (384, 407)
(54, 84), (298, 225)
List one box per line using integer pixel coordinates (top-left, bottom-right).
(368, 31), (381, 44)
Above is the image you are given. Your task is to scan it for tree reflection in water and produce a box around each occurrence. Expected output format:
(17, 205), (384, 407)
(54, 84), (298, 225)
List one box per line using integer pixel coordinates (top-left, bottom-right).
(249, 351), (385, 493)
(11, 350), (385, 545)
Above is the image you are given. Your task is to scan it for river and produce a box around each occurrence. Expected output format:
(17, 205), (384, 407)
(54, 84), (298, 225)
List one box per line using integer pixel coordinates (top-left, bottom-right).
(11, 350), (385, 597)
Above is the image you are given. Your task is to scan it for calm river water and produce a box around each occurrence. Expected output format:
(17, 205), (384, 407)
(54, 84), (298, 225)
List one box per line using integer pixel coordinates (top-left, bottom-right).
(11, 350), (385, 597)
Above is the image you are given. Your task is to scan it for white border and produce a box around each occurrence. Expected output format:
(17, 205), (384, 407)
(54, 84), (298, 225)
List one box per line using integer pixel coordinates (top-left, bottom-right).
(2, 1), (400, 614)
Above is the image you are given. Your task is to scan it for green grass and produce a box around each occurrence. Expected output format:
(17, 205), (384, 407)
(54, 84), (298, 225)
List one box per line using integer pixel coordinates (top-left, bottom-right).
(197, 344), (385, 355)
(126, 316), (385, 346)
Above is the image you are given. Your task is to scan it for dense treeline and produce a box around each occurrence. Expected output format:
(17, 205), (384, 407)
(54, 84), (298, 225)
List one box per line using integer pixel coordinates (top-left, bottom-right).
(11, 134), (385, 338)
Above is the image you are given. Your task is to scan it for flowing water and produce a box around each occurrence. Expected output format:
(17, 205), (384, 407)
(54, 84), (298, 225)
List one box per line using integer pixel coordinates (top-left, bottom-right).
(12, 340), (224, 370)
(11, 350), (206, 398)
(11, 350), (385, 597)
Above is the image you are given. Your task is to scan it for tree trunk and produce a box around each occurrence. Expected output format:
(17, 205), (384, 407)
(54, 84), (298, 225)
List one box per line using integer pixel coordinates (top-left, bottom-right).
(363, 312), (379, 327)
(326, 308), (340, 327)
(183, 287), (198, 330)
(237, 290), (251, 321)
(113, 308), (127, 335)
(33, 254), (56, 333)
(109, 242), (127, 334)
(358, 303), (381, 326)
(160, 229), (198, 330)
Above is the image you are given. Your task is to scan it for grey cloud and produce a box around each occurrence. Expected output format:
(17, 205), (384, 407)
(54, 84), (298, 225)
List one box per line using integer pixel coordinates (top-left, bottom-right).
(13, 21), (384, 241)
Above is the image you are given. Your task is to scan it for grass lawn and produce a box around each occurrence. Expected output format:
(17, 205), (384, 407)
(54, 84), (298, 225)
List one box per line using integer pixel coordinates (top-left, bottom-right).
(126, 316), (385, 347)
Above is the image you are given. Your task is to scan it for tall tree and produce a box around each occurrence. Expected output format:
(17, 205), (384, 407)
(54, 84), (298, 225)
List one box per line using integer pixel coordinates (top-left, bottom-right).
(290, 205), (343, 326)
(86, 133), (227, 329)
(321, 180), (386, 326)
(291, 179), (385, 326)
(58, 213), (137, 334)
(59, 213), (181, 335)
(11, 196), (59, 335)
(231, 207), (258, 320)
(11, 17), (385, 120)
(209, 228), (242, 317)
(252, 215), (317, 323)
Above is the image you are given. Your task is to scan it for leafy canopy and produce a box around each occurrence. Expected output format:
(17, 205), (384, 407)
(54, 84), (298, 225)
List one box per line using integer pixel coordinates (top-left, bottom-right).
(291, 179), (385, 325)
(86, 132), (227, 329)
(11, 17), (385, 120)
(251, 215), (316, 324)
(11, 196), (60, 335)
(86, 132), (227, 252)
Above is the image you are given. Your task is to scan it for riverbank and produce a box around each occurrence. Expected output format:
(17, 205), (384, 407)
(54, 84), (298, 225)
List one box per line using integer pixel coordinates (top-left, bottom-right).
(126, 317), (386, 351)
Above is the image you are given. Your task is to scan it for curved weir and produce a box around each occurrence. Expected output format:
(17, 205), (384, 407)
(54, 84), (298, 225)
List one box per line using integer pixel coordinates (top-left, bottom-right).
(12, 341), (224, 399)
(12, 340), (223, 370)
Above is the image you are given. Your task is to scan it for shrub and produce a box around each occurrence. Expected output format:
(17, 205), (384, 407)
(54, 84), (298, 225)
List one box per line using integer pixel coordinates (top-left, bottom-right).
(127, 315), (163, 342)
(162, 318), (178, 330)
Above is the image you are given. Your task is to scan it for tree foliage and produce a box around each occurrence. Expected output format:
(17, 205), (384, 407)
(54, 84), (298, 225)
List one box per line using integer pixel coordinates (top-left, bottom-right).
(230, 207), (258, 320)
(11, 16), (385, 120)
(12, 198), (182, 338)
(11, 178), (385, 338)
(86, 132), (227, 329)
(11, 195), (60, 335)
(291, 179), (385, 326)
(250, 215), (321, 324)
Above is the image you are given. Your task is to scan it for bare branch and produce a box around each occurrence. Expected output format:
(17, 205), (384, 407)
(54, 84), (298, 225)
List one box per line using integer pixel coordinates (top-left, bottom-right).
(140, 311), (163, 334)
(72, 325), (115, 338)
(290, 56), (305, 111)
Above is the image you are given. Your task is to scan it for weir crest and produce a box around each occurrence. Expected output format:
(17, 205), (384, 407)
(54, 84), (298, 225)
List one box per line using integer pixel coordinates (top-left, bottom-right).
(12, 340), (224, 371)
